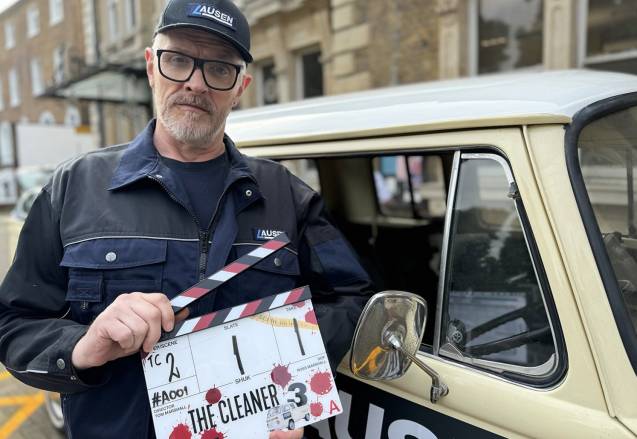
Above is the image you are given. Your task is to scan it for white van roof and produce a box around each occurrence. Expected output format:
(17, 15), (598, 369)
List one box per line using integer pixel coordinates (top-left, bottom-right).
(227, 69), (637, 146)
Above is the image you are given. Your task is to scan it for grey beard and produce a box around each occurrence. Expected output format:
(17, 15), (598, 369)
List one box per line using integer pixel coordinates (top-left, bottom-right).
(160, 107), (218, 149)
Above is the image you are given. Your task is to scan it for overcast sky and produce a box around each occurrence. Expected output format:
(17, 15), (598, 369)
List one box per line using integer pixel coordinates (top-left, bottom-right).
(0, 0), (18, 14)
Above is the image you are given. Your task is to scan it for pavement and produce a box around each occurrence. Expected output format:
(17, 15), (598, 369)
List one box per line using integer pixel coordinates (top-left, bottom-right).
(0, 366), (65, 439)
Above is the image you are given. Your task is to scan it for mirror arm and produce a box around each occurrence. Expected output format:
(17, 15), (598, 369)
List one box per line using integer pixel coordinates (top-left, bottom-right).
(387, 334), (449, 404)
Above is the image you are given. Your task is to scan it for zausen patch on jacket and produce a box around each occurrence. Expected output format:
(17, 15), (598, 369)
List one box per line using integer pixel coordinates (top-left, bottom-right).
(253, 228), (285, 241)
(188, 4), (235, 28)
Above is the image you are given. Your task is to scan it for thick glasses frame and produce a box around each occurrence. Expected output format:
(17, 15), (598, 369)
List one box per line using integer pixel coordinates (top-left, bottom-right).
(156, 49), (242, 91)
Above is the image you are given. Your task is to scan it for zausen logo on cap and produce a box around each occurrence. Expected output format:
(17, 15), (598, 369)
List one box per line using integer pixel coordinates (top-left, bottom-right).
(188, 4), (235, 29)
(253, 228), (285, 241)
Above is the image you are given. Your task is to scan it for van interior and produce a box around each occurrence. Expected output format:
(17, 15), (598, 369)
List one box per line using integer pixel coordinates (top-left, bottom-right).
(279, 152), (453, 347)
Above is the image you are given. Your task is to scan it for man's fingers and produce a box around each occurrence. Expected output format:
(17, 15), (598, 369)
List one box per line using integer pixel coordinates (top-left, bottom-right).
(106, 319), (137, 352)
(129, 301), (163, 353)
(115, 311), (149, 352)
(269, 429), (304, 439)
(141, 293), (175, 332)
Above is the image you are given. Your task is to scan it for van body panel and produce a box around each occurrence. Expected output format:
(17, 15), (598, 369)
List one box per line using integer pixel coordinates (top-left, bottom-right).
(527, 124), (637, 435)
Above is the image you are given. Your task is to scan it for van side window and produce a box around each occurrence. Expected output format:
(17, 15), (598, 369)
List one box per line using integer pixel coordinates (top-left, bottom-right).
(279, 159), (321, 192)
(373, 156), (447, 218)
(438, 153), (557, 378)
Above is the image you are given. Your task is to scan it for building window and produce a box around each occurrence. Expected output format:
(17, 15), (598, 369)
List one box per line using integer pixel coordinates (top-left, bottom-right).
(65, 105), (81, 127)
(27, 6), (40, 38)
(8, 69), (20, 107)
(49, 0), (64, 25)
(53, 45), (65, 84)
(474, 0), (543, 74)
(257, 60), (278, 106)
(39, 111), (56, 124)
(0, 122), (14, 166)
(125, 0), (137, 31)
(296, 49), (324, 99)
(583, 0), (637, 72)
(30, 59), (44, 96)
(4, 22), (15, 49)
(108, 0), (119, 42)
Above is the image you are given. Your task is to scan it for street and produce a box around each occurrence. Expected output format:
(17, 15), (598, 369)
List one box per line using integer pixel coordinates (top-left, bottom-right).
(0, 366), (64, 439)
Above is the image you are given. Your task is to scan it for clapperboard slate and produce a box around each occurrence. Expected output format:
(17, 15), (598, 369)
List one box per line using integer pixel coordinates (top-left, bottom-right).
(142, 233), (343, 438)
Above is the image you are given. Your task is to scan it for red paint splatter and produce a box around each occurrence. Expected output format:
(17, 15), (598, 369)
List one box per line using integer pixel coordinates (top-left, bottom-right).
(309, 371), (333, 395)
(293, 301), (305, 308)
(201, 428), (225, 439)
(270, 363), (292, 388)
(169, 424), (192, 439)
(205, 386), (222, 404)
(304, 309), (317, 325)
(310, 402), (323, 417)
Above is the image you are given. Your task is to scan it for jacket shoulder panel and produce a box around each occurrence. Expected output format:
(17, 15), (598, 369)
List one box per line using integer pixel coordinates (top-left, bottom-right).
(46, 143), (129, 213)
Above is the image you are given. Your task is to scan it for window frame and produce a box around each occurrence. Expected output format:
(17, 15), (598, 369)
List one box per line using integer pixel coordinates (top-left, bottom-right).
(49, 0), (64, 26)
(432, 150), (566, 386)
(52, 45), (64, 84)
(577, 0), (637, 68)
(124, 0), (137, 33)
(255, 59), (278, 106)
(565, 92), (637, 374)
(8, 68), (20, 108)
(294, 46), (324, 100)
(30, 58), (44, 96)
(26, 6), (40, 38)
(107, 0), (119, 43)
(468, 0), (545, 76)
(4, 21), (15, 49)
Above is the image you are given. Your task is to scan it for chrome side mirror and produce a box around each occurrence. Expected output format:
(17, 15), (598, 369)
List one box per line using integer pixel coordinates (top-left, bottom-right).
(349, 291), (449, 403)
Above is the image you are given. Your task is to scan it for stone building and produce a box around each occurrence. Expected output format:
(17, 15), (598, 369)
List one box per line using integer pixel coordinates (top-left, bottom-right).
(240, 0), (637, 108)
(53, 0), (164, 147)
(0, 0), (88, 205)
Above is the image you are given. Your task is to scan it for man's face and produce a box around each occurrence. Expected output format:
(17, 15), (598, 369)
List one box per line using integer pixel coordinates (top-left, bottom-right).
(145, 29), (252, 149)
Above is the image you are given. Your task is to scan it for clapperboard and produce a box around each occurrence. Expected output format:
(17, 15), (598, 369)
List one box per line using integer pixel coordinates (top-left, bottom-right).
(142, 233), (343, 438)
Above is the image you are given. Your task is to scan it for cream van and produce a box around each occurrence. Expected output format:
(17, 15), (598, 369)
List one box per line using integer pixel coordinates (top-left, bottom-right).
(225, 70), (637, 439)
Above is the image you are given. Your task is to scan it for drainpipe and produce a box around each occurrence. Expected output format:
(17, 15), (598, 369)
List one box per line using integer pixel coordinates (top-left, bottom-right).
(92, 0), (106, 147)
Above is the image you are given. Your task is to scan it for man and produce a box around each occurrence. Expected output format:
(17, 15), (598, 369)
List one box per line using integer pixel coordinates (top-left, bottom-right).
(0, 1), (372, 438)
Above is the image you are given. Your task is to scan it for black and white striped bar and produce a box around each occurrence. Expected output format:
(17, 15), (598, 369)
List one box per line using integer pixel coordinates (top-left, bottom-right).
(169, 233), (290, 314)
(161, 286), (311, 341)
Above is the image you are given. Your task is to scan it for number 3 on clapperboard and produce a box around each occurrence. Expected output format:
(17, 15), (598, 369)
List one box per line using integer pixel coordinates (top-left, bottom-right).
(288, 383), (307, 406)
(147, 352), (181, 383)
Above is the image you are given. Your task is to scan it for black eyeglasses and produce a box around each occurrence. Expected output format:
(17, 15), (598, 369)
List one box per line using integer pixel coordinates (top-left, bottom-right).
(156, 49), (243, 91)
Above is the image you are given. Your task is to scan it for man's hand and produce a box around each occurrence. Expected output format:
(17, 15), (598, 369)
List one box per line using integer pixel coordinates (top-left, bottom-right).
(71, 292), (184, 370)
(269, 428), (304, 439)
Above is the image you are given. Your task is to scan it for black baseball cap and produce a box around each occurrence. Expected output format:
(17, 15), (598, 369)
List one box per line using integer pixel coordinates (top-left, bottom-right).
(156, 0), (253, 63)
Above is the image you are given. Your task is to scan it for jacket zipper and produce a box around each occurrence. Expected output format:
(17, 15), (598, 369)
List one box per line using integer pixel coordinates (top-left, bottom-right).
(149, 175), (208, 280)
(150, 174), (256, 281)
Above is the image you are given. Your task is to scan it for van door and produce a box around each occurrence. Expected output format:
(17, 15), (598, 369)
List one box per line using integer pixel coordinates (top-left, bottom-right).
(263, 128), (630, 439)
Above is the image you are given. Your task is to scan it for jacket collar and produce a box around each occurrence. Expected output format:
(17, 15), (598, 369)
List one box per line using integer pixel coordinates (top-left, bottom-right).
(108, 119), (258, 195)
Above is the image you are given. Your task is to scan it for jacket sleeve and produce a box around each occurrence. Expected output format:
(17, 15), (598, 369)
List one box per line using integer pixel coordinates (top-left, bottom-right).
(296, 187), (374, 372)
(0, 187), (107, 393)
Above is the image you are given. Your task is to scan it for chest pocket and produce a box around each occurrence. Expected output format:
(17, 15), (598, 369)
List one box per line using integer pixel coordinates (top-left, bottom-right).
(60, 239), (167, 324)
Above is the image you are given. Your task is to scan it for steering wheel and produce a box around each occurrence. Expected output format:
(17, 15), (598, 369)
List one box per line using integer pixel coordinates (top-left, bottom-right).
(448, 301), (552, 357)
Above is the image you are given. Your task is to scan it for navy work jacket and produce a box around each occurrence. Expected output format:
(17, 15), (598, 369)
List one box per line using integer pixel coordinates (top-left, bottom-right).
(0, 121), (372, 438)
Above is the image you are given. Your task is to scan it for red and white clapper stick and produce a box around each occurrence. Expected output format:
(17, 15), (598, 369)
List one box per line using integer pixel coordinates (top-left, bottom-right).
(169, 232), (291, 315)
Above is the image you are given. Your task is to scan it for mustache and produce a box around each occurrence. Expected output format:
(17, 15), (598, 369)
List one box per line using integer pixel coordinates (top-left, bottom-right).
(169, 94), (213, 113)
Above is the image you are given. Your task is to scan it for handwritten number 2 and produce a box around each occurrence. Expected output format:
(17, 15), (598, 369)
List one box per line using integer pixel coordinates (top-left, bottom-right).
(166, 353), (180, 382)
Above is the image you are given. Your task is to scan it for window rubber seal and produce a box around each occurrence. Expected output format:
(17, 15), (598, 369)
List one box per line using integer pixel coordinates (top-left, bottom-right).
(565, 91), (637, 375)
